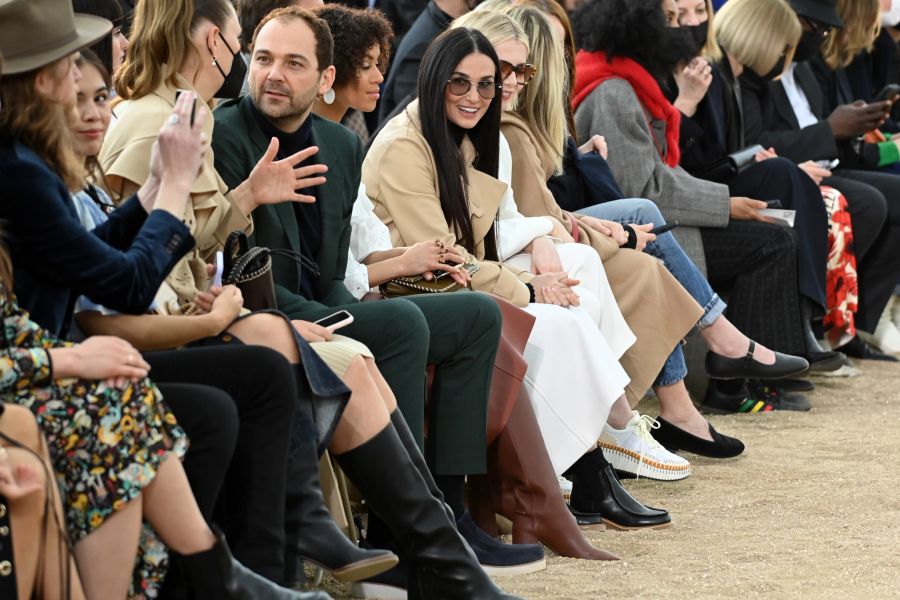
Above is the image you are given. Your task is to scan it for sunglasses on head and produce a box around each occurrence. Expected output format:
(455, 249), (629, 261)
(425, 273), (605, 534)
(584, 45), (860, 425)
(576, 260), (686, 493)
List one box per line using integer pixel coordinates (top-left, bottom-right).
(446, 76), (502, 100)
(499, 60), (538, 85)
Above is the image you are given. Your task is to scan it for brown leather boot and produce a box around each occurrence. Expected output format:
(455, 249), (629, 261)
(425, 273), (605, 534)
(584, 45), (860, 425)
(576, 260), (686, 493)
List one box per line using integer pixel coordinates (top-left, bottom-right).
(488, 392), (618, 561)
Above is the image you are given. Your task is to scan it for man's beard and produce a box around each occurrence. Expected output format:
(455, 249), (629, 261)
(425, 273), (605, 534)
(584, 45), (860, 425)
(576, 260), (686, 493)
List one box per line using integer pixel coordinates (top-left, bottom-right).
(250, 81), (319, 128)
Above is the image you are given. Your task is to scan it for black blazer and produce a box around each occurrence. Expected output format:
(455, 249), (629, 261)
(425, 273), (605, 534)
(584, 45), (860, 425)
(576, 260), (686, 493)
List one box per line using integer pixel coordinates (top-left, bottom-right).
(739, 62), (843, 163)
(0, 137), (194, 336)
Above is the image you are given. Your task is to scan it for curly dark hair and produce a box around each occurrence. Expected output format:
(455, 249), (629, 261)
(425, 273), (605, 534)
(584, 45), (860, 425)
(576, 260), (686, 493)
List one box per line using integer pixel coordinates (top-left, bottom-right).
(313, 5), (394, 89)
(572, 0), (695, 80)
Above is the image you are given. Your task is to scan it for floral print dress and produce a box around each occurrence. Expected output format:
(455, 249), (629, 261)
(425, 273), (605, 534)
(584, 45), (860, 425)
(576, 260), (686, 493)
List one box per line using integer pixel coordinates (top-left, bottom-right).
(0, 289), (187, 598)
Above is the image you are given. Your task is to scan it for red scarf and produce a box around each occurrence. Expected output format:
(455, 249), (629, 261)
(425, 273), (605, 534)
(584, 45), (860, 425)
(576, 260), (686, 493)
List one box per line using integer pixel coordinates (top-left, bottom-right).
(573, 50), (681, 168)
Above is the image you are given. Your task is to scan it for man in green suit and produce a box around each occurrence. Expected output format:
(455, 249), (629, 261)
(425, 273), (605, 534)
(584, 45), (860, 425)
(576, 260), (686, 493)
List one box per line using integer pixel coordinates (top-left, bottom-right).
(212, 5), (545, 581)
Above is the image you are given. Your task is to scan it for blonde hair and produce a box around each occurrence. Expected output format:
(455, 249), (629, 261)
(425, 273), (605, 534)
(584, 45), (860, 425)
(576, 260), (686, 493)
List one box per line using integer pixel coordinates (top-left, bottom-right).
(0, 58), (85, 191)
(714, 0), (800, 78)
(451, 10), (529, 108)
(502, 6), (567, 173)
(822, 0), (880, 70)
(116, 0), (234, 100)
(697, 0), (723, 61)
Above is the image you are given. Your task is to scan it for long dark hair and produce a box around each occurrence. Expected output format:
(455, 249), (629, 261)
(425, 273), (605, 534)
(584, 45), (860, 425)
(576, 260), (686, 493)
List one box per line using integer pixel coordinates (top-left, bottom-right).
(572, 0), (696, 82)
(73, 0), (126, 76)
(416, 27), (501, 260)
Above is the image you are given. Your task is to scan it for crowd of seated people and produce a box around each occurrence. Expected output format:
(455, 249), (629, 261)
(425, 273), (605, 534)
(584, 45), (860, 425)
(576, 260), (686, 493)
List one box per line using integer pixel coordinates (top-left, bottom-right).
(1, 0), (899, 598)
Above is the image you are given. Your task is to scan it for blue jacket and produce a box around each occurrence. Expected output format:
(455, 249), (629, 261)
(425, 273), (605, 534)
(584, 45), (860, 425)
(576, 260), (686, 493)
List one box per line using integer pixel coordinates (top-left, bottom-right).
(0, 136), (194, 336)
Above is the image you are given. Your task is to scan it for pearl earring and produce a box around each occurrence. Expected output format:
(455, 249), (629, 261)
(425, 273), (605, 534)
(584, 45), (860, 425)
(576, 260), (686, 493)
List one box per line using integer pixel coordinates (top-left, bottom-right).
(323, 89), (336, 105)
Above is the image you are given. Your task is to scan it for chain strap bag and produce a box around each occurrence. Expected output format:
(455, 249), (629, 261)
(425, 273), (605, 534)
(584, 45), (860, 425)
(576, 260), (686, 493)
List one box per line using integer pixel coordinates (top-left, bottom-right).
(222, 231), (320, 311)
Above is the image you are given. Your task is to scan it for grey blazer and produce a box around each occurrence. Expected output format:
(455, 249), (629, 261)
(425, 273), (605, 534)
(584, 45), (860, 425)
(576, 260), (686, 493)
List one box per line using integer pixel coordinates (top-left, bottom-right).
(573, 78), (731, 274)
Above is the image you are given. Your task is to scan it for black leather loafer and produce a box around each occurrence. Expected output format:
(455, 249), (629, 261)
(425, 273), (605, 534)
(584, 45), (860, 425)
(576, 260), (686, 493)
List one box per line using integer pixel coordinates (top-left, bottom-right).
(836, 336), (900, 362)
(706, 340), (809, 380)
(652, 417), (745, 459)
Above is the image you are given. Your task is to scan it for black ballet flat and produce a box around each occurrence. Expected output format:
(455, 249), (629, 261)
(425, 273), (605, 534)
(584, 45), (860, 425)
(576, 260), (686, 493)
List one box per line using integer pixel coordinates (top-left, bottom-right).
(705, 340), (809, 380)
(652, 417), (745, 459)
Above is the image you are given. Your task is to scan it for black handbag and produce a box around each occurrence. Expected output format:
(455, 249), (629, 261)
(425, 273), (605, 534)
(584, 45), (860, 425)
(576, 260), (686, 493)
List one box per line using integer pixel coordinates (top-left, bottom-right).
(698, 144), (764, 183)
(222, 231), (320, 311)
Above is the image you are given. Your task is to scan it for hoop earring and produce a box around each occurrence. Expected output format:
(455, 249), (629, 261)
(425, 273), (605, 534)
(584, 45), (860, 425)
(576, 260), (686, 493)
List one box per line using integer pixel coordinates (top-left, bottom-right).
(323, 88), (336, 105)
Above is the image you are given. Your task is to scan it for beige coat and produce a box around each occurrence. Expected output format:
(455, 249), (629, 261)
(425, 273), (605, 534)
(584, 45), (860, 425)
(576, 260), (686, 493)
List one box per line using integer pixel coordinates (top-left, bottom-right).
(501, 112), (703, 405)
(99, 75), (252, 312)
(363, 101), (533, 307)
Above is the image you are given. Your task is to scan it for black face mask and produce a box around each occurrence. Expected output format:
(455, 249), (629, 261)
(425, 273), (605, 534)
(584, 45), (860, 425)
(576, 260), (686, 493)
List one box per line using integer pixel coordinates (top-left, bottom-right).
(792, 29), (824, 63)
(760, 55), (787, 81)
(213, 32), (247, 99)
(683, 23), (709, 55)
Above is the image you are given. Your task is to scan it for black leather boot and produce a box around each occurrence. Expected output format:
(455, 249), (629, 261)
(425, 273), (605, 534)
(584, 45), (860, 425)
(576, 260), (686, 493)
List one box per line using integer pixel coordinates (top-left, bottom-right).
(336, 423), (523, 600)
(565, 448), (671, 530)
(283, 396), (397, 584)
(178, 525), (332, 599)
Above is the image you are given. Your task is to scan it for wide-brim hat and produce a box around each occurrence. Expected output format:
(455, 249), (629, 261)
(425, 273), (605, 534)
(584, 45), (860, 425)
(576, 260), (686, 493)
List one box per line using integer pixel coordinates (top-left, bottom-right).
(788, 0), (844, 29)
(0, 0), (112, 75)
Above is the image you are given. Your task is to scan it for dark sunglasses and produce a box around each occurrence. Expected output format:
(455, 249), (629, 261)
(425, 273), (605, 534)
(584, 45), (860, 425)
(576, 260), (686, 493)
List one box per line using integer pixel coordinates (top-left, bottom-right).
(446, 76), (501, 100)
(499, 60), (538, 85)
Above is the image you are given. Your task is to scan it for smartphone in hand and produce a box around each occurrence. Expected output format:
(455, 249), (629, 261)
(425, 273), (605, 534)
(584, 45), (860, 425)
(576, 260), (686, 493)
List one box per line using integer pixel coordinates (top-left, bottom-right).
(211, 251), (224, 288)
(649, 222), (678, 235)
(314, 310), (354, 333)
(174, 89), (198, 126)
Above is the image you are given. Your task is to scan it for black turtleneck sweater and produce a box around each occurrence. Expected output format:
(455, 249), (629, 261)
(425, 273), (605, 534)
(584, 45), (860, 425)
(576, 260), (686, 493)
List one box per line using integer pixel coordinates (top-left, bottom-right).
(250, 103), (321, 298)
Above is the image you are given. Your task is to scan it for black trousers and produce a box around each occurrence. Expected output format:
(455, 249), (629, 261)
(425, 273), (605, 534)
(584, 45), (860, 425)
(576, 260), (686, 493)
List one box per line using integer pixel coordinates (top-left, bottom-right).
(146, 345), (294, 583)
(825, 169), (900, 333)
(700, 220), (806, 356)
(728, 158), (829, 310)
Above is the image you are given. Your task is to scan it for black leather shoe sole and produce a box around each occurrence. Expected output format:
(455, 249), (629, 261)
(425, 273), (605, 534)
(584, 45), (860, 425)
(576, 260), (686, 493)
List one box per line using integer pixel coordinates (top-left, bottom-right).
(568, 507), (671, 531)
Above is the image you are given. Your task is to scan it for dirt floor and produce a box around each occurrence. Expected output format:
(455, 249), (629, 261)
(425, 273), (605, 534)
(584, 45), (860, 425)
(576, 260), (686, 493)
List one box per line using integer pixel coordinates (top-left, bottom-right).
(324, 359), (900, 600)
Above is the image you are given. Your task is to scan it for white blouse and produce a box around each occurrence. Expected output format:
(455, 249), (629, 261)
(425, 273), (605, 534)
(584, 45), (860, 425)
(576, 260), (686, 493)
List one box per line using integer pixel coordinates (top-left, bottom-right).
(496, 133), (554, 260)
(343, 135), (555, 298)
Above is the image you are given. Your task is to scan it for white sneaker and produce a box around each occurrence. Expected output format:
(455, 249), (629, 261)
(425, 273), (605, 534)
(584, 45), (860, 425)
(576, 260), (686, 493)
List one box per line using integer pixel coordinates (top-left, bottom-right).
(599, 412), (691, 481)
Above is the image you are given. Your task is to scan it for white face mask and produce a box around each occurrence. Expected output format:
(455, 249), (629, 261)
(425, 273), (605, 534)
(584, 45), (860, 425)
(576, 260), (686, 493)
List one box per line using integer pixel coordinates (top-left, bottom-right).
(883, 0), (900, 27)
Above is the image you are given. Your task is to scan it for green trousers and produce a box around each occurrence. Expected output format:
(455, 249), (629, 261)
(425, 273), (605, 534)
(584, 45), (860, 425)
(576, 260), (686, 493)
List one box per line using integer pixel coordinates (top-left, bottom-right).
(286, 291), (501, 475)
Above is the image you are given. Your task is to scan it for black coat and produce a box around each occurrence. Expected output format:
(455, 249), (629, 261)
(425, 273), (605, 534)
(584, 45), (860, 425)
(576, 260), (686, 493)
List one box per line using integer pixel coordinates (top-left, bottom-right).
(740, 62), (878, 168)
(378, 0), (451, 122)
(678, 59), (744, 176)
(0, 137), (194, 336)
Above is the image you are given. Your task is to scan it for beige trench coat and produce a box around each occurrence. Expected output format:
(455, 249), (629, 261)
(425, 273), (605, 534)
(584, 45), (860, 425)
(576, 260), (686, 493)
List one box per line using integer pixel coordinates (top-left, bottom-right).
(501, 111), (703, 405)
(363, 101), (534, 307)
(99, 75), (252, 313)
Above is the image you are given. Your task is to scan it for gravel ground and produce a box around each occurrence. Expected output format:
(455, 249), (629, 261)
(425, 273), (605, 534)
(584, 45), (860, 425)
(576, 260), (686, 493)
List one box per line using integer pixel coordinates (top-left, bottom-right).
(323, 359), (900, 600)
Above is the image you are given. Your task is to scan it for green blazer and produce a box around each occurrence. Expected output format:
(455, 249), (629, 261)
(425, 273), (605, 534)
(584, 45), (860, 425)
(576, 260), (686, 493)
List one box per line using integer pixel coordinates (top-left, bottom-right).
(212, 96), (362, 316)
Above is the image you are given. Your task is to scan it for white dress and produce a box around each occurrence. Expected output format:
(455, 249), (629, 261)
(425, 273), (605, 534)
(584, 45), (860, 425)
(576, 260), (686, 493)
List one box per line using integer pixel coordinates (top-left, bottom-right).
(346, 140), (635, 474)
(497, 134), (633, 473)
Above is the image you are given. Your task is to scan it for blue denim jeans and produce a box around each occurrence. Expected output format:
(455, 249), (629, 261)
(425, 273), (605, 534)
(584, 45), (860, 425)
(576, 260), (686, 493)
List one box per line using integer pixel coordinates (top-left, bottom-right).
(577, 199), (726, 386)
